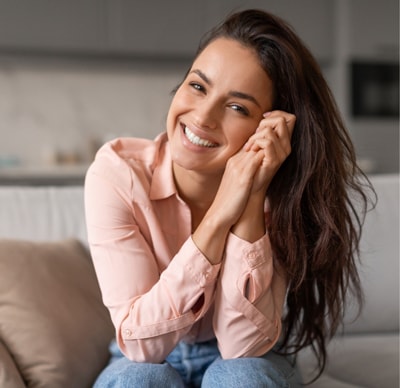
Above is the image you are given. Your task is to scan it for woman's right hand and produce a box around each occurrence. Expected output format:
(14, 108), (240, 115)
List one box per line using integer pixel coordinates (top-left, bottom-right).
(231, 111), (295, 242)
(244, 110), (295, 195)
(192, 147), (263, 265)
(206, 110), (295, 230)
(193, 110), (295, 263)
(204, 147), (265, 229)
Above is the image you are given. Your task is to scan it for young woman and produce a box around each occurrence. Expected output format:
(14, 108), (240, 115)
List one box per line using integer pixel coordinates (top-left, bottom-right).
(85, 9), (373, 387)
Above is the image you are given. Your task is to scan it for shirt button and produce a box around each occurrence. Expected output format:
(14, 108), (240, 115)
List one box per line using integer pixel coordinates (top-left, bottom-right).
(247, 252), (259, 267)
(124, 329), (132, 337)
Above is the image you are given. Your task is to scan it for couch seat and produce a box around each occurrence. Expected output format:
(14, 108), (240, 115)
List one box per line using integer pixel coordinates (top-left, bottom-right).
(298, 333), (399, 387)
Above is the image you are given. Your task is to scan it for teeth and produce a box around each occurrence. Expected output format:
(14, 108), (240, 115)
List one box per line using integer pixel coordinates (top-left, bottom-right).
(184, 127), (217, 148)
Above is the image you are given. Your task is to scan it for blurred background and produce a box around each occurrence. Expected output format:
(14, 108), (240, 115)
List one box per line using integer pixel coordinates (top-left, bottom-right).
(0, 0), (398, 185)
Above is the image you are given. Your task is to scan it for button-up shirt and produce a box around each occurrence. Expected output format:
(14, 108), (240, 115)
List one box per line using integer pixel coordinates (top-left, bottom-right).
(84, 132), (287, 363)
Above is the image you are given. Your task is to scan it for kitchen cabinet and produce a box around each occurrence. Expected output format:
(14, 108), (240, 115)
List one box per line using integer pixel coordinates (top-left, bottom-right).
(107, 0), (206, 58)
(109, 0), (334, 61)
(205, 0), (334, 63)
(348, 0), (399, 59)
(0, 0), (333, 62)
(0, 0), (108, 53)
(0, 0), (207, 58)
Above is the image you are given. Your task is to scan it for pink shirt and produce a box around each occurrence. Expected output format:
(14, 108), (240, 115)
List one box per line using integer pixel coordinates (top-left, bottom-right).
(84, 133), (287, 363)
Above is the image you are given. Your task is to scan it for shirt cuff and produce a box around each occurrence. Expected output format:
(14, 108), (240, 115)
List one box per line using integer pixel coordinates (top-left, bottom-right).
(224, 232), (272, 269)
(167, 236), (221, 288)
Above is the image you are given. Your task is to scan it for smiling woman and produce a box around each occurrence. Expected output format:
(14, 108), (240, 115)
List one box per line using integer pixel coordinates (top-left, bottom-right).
(84, 9), (374, 387)
(168, 37), (275, 183)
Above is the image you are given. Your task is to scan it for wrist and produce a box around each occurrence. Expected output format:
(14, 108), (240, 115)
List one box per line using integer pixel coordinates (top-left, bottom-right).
(192, 214), (230, 265)
(231, 194), (266, 242)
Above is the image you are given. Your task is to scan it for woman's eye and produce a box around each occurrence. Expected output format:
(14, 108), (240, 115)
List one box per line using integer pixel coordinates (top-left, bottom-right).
(189, 82), (205, 93)
(230, 104), (249, 116)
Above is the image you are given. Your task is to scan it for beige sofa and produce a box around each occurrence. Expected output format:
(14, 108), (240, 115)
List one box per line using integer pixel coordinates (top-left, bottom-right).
(298, 174), (399, 387)
(0, 174), (398, 387)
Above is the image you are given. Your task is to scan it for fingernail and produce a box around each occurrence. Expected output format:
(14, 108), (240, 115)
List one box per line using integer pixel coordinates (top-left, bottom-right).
(263, 111), (271, 117)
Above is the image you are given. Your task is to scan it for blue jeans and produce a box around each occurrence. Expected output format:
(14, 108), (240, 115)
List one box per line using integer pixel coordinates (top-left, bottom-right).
(94, 339), (301, 387)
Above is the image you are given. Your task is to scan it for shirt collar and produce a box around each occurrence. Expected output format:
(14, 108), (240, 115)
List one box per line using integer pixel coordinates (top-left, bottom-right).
(150, 133), (177, 200)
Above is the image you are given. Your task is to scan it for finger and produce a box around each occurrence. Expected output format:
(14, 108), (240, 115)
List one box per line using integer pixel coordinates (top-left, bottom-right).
(257, 115), (292, 143)
(244, 110), (295, 152)
(261, 110), (296, 136)
(255, 115), (294, 153)
(258, 114), (295, 151)
(250, 126), (291, 156)
(228, 147), (265, 177)
(251, 137), (288, 166)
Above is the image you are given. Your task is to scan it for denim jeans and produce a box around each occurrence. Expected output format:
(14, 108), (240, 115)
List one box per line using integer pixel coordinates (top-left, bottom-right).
(93, 339), (301, 387)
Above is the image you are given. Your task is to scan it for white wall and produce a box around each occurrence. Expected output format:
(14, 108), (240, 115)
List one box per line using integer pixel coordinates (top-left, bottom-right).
(0, 0), (398, 173)
(0, 60), (186, 166)
(330, 0), (399, 173)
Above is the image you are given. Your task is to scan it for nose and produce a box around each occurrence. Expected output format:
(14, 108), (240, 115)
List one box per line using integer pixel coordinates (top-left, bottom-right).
(192, 98), (219, 130)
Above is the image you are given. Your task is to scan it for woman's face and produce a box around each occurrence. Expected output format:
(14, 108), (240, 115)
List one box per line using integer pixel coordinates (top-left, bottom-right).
(167, 37), (274, 176)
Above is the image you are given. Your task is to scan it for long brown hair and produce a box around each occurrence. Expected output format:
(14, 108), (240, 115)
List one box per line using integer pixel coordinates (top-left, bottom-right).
(195, 9), (375, 380)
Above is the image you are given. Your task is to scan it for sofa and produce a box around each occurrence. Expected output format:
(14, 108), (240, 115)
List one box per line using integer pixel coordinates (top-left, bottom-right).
(298, 174), (399, 388)
(0, 174), (398, 388)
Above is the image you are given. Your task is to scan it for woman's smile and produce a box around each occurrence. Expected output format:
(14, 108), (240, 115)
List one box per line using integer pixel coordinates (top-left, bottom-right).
(183, 125), (219, 148)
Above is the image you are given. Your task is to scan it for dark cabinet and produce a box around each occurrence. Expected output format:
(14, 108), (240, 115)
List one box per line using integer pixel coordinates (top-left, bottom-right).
(0, 0), (333, 61)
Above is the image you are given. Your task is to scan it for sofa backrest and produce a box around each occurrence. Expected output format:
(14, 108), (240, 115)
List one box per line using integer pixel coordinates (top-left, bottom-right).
(0, 174), (398, 335)
(343, 174), (399, 334)
(0, 186), (87, 244)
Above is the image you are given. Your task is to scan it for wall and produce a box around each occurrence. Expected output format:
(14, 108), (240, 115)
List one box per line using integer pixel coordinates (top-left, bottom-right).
(0, 0), (398, 175)
(330, 0), (399, 173)
(0, 58), (186, 167)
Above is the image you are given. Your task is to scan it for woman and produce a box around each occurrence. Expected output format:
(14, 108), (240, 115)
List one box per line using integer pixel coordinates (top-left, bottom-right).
(85, 9), (372, 387)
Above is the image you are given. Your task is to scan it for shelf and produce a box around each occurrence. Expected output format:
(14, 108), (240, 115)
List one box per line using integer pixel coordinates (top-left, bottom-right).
(0, 164), (89, 186)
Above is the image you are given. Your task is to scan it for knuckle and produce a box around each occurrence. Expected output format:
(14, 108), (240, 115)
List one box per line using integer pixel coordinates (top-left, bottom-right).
(264, 138), (274, 147)
(277, 116), (286, 125)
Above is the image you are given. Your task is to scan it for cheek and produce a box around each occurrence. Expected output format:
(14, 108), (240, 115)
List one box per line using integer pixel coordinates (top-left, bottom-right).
(166, 97), (181, 135)
(167, 92), (187, 123)
(226, 122), (257, 148)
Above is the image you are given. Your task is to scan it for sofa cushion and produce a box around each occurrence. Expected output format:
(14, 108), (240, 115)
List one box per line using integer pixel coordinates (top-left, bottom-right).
(0, 238), (114, 388)
(0, 340), (25, 388)
(298, 333), (400, 387)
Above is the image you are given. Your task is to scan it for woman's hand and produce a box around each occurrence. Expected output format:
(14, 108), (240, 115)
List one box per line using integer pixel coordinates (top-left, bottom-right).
(204, 146), (264, 229)
(206, 111), (295, 229)
(244, 110), (296, 195)
(231, 110), (296, 242)
(192, 111), (295, 260)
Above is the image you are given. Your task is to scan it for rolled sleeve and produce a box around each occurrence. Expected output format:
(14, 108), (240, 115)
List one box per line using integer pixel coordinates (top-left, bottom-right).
(118, 237), (220, 362)
(213, 232), (287, 359)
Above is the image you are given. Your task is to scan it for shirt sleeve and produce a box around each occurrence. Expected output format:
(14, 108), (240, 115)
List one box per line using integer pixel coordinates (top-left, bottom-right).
(84, 153), (220, 364)
(212, 232), (287, 359)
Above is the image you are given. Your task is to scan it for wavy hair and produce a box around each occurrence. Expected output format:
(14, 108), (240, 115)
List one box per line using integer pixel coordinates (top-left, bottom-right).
(194, 9), (375, 380)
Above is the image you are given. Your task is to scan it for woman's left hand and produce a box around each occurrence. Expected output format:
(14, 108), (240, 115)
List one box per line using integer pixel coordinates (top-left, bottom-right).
(231, 110), (295, 242)
(243, 110), (296, 195)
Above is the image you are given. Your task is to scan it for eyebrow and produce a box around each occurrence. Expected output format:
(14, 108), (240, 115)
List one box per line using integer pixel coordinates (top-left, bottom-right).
(190, 69), (261, 108)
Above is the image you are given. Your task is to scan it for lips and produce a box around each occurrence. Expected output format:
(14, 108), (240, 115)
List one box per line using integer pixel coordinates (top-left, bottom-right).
(183, 126), (218, 148)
